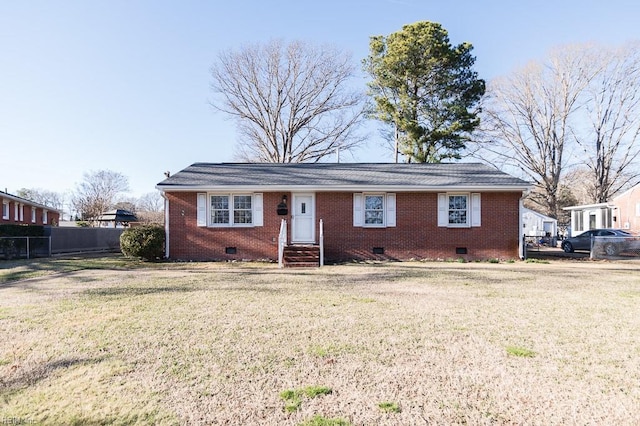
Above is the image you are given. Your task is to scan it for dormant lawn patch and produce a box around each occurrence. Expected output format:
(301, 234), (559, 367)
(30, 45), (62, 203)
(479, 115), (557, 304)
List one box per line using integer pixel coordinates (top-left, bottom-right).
(1, 257), (639, 425)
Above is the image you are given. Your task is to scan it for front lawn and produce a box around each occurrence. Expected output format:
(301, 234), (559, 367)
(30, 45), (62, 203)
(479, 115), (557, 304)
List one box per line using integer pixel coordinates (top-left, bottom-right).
(1, 257), (639, 424)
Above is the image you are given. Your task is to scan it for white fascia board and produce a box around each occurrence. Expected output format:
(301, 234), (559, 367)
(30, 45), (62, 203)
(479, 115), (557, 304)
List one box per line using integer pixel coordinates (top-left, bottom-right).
(562, 202), (615, 211)
(156, 184), (531, 193)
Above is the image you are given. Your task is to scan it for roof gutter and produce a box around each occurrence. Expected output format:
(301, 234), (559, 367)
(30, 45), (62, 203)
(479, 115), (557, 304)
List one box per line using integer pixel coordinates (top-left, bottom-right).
(155, 184), (531, 193)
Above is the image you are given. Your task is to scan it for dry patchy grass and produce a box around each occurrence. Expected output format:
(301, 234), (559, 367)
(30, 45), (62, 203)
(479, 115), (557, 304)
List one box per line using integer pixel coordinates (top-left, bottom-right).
(1, 257), (640, 425)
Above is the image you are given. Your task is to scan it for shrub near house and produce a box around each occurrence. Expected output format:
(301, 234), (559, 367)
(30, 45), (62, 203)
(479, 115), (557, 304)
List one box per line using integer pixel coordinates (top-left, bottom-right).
(120, 226), (165, 261)
(156, 163), (530, 262)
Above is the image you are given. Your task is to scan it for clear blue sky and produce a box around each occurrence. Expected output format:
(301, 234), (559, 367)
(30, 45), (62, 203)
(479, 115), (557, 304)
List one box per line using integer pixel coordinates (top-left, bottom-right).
(1, 0), (639, 198)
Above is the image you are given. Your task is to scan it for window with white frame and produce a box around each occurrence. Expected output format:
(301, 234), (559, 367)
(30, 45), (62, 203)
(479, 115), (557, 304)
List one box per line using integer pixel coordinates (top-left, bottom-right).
(210, 194), (252, 225)
(448, 194), (468, 225)
(233, 195), (253, 224)
(42, 210), (48, 224)
(19, 204), (23, 221)
(364, 195), (384, 225)
(32, 208), (37, 223)
(353, 193), (396, 228)
(211, 195), (230, 224)
(197, 193), (263, 227)
(437, 193), (481, 228)
(2, 200), (9, 220)
(14, 203), (19, 222)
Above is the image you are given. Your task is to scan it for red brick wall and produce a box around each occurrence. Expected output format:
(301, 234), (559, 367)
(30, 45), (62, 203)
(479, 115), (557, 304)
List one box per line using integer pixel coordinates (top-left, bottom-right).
(317, 192), (521, 261)
(0, 197), (60, 226)
(166, 192), (284, 261)
(166, 191), (523, 262)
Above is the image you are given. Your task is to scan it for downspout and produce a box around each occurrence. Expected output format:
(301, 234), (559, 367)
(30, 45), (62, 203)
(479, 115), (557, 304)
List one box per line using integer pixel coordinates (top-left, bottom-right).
(519, 190), (528, 260)
(161, 192), (170, 259)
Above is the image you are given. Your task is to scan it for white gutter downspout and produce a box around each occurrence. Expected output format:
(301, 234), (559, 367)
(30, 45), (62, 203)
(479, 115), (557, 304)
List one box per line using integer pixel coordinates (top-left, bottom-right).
(519, 190), (527, 260)
(161, 192), (170, 259)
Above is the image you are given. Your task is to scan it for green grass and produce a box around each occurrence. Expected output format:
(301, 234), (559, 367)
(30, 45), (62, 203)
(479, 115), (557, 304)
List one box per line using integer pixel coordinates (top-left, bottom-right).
(506, 346), (536, 358)
(302, 386), (332, 398)
(299, 415), (351, 426)
(280, 389), (303, 412)
(280, 386), (332, 412)
(378, 401), (401, 413)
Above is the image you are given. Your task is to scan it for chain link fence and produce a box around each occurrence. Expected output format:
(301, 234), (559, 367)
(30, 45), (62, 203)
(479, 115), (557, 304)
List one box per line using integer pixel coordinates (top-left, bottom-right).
(591, 236), (640, 260)
(0, 237), (51, 260)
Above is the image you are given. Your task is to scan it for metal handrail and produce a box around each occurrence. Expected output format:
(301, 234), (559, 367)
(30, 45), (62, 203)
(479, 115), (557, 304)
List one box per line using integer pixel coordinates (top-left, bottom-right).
(278, 219), (287, 268)
(319, 219), (324, 267)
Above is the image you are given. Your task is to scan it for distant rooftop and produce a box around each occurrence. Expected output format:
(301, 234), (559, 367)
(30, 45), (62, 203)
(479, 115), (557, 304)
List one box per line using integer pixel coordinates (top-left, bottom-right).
(0, 190), (62, 212)
(97, 209), (138, 222)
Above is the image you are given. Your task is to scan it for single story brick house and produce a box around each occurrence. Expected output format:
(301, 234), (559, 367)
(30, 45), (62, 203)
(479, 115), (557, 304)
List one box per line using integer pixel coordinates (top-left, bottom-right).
(156, 163), (530, 264)
(1, 190), (61, 226)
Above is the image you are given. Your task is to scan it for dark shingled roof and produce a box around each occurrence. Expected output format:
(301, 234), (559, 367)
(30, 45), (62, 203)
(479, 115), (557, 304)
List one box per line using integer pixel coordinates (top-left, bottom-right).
(156, 163), (530, 190)
(98, 209), (138, 222)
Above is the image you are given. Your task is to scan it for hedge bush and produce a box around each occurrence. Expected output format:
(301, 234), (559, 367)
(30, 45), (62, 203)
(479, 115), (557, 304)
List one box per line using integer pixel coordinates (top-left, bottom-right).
(120, 225), (165, 261)
(0, 224), (45, 237)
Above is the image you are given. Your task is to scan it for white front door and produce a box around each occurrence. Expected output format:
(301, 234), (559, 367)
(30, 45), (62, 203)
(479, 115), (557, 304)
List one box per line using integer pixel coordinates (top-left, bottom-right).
(292, 193), (315, 243)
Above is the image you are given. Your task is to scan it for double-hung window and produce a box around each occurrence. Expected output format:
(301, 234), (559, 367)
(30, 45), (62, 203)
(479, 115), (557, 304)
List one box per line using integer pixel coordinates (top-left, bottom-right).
(197, 193), (263, 227)
(211, 195), (230, 224)
(438, 193), (481, 228)
(448, 195), (468, 225)
(353, 193), (396, 227)
(233, 195), (253, 224)
(364, 195), (384, 225)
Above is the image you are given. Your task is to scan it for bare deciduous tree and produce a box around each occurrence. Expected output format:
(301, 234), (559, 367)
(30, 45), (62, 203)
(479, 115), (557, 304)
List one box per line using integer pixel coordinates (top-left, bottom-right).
(477, 43), (640, 217)
(16, 188), (65, 212)
(477, 45), (599, 218)
(137, 191), (163, 212)
(210, 39), (365, 163)
(72, 170), (129, 224)
(576, 42), (640, 202)
(135, 191), (164, 224)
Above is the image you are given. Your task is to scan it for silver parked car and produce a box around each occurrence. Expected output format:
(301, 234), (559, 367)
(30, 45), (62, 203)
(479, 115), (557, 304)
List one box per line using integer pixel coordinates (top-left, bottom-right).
(561, 229), (634, 255)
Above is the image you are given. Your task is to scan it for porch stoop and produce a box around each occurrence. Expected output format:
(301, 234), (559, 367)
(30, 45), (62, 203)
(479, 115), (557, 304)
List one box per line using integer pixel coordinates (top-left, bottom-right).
(283, 245), (320, 267)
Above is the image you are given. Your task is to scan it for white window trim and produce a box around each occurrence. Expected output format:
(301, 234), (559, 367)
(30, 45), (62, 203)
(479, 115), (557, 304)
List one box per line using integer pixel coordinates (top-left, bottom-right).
(438, 192), (481, 228)
(364, 193), (385, 228)
(353, 193), (396, 228)
(198, 193), (263, 228)
(19, 204), (24, 222)
(14, 203), (19, 222)
(31, 208), (37, 223)
(43, 209), (48, 225)
(2, 200), (9, 220)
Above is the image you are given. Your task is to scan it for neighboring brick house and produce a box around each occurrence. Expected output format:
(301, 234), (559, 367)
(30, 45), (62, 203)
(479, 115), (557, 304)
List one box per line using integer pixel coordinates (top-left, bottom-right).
(612, 184), (640, 234)
(156, 163), (530, 263)
(0, 190), (61, 226)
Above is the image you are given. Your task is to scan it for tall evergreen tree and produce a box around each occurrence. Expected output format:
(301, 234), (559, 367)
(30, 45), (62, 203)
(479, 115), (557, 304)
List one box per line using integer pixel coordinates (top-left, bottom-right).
(363, 21), (485, 163)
